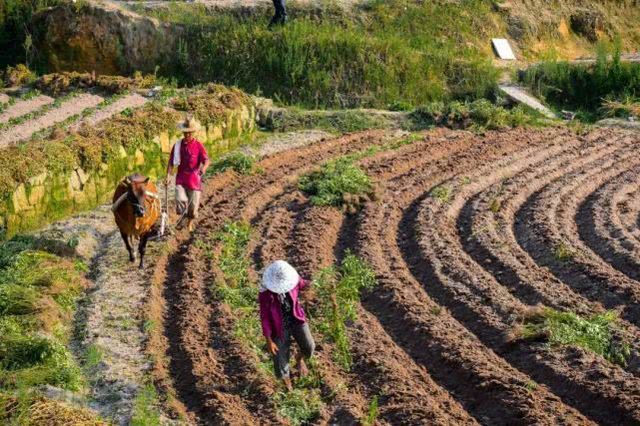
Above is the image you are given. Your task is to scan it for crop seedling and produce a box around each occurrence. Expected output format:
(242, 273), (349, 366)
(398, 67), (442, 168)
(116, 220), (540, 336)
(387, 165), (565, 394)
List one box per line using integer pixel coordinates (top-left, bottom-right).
(554, 242), (575, 262)
(208, 152), (256, 176)
(430, 186), (452, 204)
(130, 383), (161, 426)
(519, 307), (631, 366)
(363, 395), (380, 426)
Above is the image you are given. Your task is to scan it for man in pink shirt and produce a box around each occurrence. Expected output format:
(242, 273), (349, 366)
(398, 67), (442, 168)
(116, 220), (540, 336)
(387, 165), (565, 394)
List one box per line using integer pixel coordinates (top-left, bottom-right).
(166, 117), (210, 232)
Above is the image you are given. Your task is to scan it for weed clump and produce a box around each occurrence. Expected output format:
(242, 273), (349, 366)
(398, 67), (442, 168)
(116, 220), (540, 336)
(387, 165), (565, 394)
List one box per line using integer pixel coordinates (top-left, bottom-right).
(208, 152), (256, 176)
(299, 157), (373, 210)
(553, 242), (576, 262)
(172, 84), (252, 126)
(313, 252), (377, 370)
(35, 71), (157, 96)
(518, 307), (631, 366)
(411, 100), (540, 131)
(2, 64), (35, 87)
(273, 388), (323, 426)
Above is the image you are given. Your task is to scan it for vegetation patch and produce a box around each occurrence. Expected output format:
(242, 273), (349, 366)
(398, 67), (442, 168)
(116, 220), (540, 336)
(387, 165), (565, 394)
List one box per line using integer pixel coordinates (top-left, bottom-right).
(312, 252), (377, 370)
(207, 152), (257, 177)
(171, 83), (253, 127)
(522, 44), (640, 121)
(133, 0), (499, 109)
(2, 64), (35, 87)
(0, 234), (103, 423)
(518, 307), (631, 366)
(410, 99), (542, 131)
(299, 157), (373, 209)
(266, 108), (396, 134)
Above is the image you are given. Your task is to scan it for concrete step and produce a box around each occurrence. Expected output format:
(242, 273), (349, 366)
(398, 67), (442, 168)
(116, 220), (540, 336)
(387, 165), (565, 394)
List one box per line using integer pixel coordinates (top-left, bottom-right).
(498, 84), (556, 119)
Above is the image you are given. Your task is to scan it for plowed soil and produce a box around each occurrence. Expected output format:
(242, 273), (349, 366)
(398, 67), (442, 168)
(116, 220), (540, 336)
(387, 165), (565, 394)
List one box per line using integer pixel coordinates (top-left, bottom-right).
(154, 127), (640, 425)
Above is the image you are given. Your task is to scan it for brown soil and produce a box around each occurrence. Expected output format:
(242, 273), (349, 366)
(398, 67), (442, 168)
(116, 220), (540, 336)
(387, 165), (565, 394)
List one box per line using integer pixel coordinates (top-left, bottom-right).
(152, 126), (640, 425)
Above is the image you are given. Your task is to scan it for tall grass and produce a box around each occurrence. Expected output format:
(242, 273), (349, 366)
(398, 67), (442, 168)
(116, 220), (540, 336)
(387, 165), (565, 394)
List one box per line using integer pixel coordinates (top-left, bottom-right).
(134, 0), (499, 108)
(522, 42), (640, 121)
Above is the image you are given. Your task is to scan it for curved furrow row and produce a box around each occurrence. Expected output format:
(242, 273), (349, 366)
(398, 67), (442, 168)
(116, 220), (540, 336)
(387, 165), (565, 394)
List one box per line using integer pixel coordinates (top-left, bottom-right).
(577, 163), (640, 281)
(410, 129), (640, 424)
(458, 130), (640, 373)
(515, 132), (640, 327)
(354, 129), (590, 424)
(162, 131), (404, 423)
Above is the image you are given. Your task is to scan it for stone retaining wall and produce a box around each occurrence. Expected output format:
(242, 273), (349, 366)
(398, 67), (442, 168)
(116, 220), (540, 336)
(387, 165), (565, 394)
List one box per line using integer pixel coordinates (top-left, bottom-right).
(0, 104), (255, 238)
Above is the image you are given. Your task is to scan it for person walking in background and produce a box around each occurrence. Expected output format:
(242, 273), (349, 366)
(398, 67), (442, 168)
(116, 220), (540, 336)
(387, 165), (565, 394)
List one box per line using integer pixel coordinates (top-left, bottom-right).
(269, 0), (287, 27)
(166, 116), (210, 232)
(259, 260), (315, 391)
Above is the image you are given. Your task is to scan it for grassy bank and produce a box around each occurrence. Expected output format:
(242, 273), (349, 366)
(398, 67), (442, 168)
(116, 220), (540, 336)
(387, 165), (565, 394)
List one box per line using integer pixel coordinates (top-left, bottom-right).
(0, 234), (103, 424)
(522, 44), (640, 121)
(132, 0), (500, 109)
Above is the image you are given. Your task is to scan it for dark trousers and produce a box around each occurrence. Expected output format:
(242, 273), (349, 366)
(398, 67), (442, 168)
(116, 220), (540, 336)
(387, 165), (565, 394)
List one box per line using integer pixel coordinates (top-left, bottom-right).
(272, 322), (315, 379)
(272, 0), (286, 17)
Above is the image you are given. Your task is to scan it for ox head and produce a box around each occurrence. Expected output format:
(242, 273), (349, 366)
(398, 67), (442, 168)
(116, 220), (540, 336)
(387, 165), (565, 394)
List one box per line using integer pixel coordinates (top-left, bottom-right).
(127, 174), (150, 218)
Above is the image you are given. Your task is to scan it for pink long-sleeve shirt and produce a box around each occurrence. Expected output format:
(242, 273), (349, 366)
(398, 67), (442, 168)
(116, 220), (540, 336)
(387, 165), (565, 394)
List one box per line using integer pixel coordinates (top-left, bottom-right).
(259, 279), (309, 340)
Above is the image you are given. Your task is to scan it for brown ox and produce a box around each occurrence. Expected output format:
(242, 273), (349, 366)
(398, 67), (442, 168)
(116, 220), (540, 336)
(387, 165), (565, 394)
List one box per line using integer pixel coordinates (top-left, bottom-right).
(112, 174), (161, 268)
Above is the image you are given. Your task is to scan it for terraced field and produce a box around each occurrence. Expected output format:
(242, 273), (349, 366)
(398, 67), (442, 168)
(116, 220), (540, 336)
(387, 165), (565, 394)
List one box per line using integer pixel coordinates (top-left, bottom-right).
(0, 90), (148, 147)
(155, 127), (640, 425)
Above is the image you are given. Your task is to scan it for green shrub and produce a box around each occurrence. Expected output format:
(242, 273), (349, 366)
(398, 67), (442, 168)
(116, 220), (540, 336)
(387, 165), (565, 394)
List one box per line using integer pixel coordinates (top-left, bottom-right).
(520, 308), (631, 366)
(299, 157), (373, 207)
(130, 383), (161, 426)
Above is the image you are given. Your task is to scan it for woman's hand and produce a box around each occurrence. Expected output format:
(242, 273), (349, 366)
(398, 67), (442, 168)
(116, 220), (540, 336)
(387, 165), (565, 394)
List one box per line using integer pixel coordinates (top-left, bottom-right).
(266, 338), (278, 356)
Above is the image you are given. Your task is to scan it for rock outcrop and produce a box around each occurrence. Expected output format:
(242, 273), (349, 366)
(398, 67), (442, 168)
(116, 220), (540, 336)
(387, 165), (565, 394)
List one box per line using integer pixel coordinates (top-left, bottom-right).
(33, 2), (182, 75)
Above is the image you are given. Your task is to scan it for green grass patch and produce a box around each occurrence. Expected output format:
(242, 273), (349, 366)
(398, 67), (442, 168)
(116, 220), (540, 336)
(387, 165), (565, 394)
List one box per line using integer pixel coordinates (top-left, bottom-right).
(132, 0), (500, 109)
(0, 236), (87, 393)
(207, 152), (257, 177)
(313, 252), (377, 370)
(272, 387), (323, 426)
(520, 308), (631, 366)
(430, 186), (452, 204)
(299, 157), (373, 207)
(266, 108), (395, 134)
(553, 241), (576, 262)
(130, 383), (161, 426)
(522, 42), (640, 122)
(410, 99), (544, 131)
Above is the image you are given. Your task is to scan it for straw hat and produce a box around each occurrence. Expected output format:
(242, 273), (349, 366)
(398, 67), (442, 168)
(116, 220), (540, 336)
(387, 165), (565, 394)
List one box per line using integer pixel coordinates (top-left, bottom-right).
(178, 116), (201, 133)
(262, 260), (300, 294)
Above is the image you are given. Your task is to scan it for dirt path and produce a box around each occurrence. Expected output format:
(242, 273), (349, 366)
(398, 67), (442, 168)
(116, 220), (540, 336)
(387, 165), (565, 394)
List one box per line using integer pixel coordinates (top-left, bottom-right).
(0, 93), (103, 146)
(0, 94), (54, 124)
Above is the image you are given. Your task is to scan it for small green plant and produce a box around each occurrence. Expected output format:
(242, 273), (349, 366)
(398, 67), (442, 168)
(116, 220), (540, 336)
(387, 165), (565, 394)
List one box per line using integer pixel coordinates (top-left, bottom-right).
(489, 197), (502, 213)
(273, 388), (323, 426)
(313, 252), (377, 370)
(84, 344), (103, 370)
(519, 308), (631, 366)
(299, 157), (373, 208)
(524, 381), (538, 392)
(553, 242), (575, 262)
(362, 395), (380, 426)
(208, 152), (256, 176)
(130, 383), (161, 426)
(430, 186), (452, 204)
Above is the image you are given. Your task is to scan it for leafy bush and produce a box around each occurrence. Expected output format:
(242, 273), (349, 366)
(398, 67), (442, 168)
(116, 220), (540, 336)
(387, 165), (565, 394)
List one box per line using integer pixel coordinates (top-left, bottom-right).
(208, 152), (256, 176)
(519, 307), (631, 366)
(313, 252), (377, 370)
(299, 157), (373, 207)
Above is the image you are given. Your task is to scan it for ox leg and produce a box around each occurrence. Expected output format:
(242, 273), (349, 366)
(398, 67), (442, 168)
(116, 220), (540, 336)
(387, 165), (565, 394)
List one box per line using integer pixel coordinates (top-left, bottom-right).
(120, 231), (135, 262)
(138, 234), (150, 269)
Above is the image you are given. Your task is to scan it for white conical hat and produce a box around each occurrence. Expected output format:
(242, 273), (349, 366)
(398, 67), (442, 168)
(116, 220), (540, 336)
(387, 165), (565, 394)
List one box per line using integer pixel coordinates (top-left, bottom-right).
(262, 260), (300, 294)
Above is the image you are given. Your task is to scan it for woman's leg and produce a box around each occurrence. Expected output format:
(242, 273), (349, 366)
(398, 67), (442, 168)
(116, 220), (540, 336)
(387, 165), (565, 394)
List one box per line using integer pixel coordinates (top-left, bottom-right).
(292, 322), (315, 377)
(272, 329), (293, 390)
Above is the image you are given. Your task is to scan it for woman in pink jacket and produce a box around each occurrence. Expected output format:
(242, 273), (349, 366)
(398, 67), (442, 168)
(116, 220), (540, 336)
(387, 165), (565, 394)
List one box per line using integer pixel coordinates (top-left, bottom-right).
(259, 260), (315, 391)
